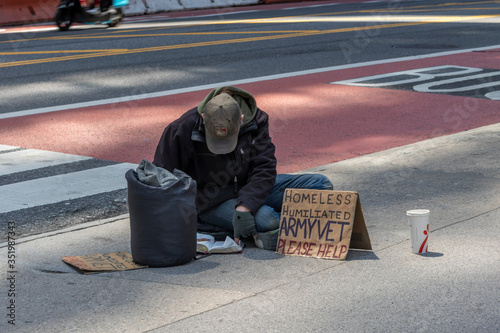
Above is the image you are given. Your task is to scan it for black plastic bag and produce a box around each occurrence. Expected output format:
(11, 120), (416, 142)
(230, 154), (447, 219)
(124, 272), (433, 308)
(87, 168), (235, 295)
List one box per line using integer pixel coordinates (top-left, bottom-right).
(125, 167), (197, 267)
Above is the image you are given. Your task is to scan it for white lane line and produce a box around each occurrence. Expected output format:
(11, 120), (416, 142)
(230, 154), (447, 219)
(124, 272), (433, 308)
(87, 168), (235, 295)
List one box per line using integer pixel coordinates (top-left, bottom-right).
(0, 149), (91, 176)
(283, 3), (340, 10)
(0, 27), (57, 34)
(0, 162), (136, 214)
(485, 91), (500, 100)
(193, 10), (260, 18)
(1, 44), (499, 120)
(0, 144), (19, 152)
(124, 15), (171, 22)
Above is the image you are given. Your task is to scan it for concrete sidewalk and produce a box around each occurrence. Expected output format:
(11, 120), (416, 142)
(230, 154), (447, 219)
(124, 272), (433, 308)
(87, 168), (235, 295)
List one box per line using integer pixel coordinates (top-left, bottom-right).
(1, 123), (499, 332)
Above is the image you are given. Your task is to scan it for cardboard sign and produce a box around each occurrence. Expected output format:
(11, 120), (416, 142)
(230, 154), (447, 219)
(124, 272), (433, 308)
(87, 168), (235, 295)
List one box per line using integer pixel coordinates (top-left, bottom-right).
(62, 251), (148, 274)
(277, 189), (371, 260)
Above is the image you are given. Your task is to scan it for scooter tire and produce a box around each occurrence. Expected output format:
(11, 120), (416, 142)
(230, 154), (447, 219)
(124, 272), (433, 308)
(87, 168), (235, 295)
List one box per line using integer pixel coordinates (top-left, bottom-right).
(55, 9), (73, 31)
(108, 8), (123, 28)
(108, 17), (122, 28)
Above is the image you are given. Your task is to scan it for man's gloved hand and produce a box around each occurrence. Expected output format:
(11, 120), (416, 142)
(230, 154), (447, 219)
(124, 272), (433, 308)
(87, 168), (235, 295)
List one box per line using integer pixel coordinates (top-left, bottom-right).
(232, 210), (257, 241)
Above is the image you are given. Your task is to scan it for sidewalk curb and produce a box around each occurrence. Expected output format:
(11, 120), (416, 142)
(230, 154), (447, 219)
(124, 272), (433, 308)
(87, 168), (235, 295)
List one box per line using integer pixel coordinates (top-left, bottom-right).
(0, 213), (129, 248)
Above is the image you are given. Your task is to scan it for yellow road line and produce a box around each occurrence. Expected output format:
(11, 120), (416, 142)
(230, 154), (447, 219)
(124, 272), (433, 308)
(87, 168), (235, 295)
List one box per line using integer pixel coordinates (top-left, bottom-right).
(2, 0), (498, 44)
(11, 30), (320, 41)
(0, 12), (498, 67)
(0, 49), (129, 55)
(0, 19), (471, 68)
(365, 7), (500, 14)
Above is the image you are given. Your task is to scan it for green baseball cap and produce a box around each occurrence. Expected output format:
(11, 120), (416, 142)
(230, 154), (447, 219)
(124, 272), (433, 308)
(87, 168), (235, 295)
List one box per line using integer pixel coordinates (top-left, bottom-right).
(203, 93), (242, 154)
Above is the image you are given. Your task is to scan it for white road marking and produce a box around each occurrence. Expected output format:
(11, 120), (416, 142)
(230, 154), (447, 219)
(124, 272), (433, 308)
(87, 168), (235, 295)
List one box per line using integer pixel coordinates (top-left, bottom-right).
(0, 147), (91, 176)
(1, 44), (499, 120)
(0, 162), (136, 214)
(485, 91), (500, 100)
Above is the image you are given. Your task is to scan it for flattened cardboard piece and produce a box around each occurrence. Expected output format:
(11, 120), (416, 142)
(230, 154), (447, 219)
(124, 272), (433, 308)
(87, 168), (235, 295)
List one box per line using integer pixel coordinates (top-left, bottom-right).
(350, 196), (372, 251)
(62, 251), (148, 274)
(276, 189), (371, 260)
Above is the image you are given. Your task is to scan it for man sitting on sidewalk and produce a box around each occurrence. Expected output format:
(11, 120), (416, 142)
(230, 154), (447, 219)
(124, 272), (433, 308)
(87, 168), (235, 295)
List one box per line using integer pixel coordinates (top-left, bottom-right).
(153, 86), (333, 250)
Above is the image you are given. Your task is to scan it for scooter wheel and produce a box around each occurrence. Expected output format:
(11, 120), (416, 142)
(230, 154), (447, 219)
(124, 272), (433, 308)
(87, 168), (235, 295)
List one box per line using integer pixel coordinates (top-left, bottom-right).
(108, 8), (123, 28)
(55, 10), (73, 31)
(108, 17), (122, 28)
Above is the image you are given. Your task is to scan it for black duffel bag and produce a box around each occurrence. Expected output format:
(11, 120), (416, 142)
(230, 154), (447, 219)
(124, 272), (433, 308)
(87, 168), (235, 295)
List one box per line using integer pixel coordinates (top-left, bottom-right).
(125, 161), (197, 267)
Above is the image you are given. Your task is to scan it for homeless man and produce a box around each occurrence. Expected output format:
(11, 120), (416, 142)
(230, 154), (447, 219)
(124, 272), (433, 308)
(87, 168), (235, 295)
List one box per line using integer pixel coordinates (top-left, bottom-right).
(153, 86), (333, 250)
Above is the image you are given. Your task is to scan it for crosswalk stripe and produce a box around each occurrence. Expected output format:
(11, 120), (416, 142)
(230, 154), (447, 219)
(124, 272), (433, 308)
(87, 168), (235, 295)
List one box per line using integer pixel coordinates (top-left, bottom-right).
(0, 161), (136, 214)
(0, 146), (91, 176)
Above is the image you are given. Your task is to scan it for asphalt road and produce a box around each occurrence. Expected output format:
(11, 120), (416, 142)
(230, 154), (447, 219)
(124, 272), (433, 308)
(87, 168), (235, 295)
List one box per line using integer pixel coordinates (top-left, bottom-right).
(1, 0), (500, 114)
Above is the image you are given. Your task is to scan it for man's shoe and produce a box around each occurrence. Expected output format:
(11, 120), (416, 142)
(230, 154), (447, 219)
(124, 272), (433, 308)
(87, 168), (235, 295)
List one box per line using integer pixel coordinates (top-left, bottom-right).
(254, 229), (279, 251)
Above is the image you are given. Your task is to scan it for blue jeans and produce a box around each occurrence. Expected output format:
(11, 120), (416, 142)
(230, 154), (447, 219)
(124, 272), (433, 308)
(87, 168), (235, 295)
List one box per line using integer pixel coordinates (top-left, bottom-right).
(199, 174), (333, 233)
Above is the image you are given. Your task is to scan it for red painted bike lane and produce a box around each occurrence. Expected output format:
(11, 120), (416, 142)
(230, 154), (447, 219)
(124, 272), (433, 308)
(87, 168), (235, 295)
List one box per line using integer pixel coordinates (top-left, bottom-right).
(1, 49), (499, 173)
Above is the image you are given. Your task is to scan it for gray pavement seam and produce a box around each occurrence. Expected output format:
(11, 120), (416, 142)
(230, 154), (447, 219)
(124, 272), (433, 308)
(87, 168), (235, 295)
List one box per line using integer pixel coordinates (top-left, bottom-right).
(0, 213), (130, 248)
(430, 205), (500, 233)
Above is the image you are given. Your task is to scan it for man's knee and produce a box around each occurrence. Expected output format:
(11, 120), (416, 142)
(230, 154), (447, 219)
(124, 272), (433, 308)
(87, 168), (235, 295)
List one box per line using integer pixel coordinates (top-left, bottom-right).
(307, 174), (334, 190)
(254, 205), (280, 232)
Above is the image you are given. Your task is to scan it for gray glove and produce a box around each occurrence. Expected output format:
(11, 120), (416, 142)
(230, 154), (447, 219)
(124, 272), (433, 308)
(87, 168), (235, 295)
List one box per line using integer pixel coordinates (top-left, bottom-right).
(232, 210), (257, 239)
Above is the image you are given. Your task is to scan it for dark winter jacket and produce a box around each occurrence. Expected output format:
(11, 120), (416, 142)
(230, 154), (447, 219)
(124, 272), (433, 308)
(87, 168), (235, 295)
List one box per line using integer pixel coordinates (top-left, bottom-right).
(153, 87), (277, 214)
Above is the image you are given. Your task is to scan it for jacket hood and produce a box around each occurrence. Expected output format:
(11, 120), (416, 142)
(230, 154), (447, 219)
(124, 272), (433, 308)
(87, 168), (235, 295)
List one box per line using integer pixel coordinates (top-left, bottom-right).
(197, 86), (257, 127)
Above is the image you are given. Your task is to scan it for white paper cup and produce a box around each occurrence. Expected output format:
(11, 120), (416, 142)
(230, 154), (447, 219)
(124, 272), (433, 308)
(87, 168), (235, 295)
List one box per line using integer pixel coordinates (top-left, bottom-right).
(406, 209), (430, 254)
